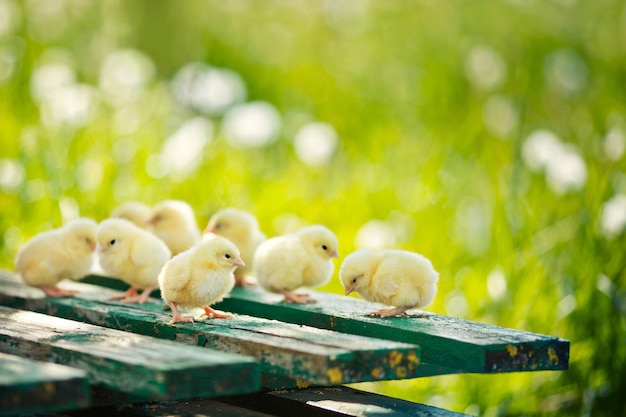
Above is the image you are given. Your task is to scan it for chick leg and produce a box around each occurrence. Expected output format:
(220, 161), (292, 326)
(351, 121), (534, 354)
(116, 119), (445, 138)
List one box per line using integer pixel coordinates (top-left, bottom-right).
(370, 306), (411, 317)
(234, 274), (256, 286)
(169, 301), (194, 324)
(201, 306), (233, 319)
(121, 285), (155, 304)
(110, 287), (138, 301)
(279, 290), (316, 304)
(39, 286), (78, 297)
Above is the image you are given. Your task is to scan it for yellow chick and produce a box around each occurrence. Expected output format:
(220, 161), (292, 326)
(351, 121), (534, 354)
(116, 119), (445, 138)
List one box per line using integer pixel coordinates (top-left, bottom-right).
(148, 200), (201, 255)
(254, 225), (339, 304)
(97, 218), (172, 304)
(340, 249), (439, 317)
(158, 235), (245, 324)
(110, 201), (152, 228)
(203, 208), (266, 286)
(14, 218), (98, 297)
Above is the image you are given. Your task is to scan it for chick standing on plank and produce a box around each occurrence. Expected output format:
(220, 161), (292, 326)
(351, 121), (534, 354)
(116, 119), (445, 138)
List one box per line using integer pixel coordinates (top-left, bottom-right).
(203, 208), (266, 286)
(254, 225), (339, 304)
(340, 249), (439, 317)
(14, 218), (98, 297)
(148, 200), (201, 255)
(97, 218), (172, 304)
(110, 201), (152, 228)
(158, 235), (245, 324)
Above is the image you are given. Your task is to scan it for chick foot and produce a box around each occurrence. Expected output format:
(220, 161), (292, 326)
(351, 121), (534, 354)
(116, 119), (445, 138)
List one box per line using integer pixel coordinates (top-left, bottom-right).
(234, 275), (256, 286)
(369, 306), (411, 317)
(168, 301), (194, 324)
(280, 290), (316, 304)
(120, 285), (154, 304)
(39, 286), (78, 297)
(110, 287), (138, 301)
(201, 306), (233, 319)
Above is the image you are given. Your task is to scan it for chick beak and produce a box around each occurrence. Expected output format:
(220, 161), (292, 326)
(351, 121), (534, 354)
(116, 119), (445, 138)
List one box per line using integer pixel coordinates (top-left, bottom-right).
(96, 243), (106, 253)
(204, 226), (217, 235)
(232, 258), (245, 267)
(345, 285), (354, 296)
(330, 250), (339, 258)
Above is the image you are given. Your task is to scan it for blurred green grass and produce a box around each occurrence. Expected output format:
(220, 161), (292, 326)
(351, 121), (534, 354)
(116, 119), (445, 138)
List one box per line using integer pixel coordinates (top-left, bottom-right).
(1, 1), (625, 415)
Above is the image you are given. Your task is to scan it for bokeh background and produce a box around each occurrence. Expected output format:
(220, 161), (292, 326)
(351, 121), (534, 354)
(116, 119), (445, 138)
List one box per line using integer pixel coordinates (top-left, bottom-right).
(1, 1), (625, 415)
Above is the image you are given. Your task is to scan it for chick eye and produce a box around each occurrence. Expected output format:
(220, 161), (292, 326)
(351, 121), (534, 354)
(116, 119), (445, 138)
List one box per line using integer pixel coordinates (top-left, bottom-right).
(110, 239), (116, 245)
(225, 254), (231, 259)
(322, 245), (328, 250)
(352, 277), (357, 284)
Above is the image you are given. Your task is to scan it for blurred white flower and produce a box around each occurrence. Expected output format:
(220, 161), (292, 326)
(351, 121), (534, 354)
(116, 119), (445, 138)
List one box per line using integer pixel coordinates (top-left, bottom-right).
(445, 290), (469, 318)
(161, 117), (213, 175)
(354, 220), (398, 249)
(30, 62), (76, 102)
(0, 0), (21, 38)
(600, 194), (626, 238)
(99, 49), (155, 106)
(293, 122), (339, 166)
(482, 94), (518, 139)
(0, 158), (25, 191)
(222, 101), (281, 149)
(40, 83), (99, 128)
(172, 62), (246, 115)
(76, 158), (103, 191)
(487, 267), (508, 300)
(544, 49), (588, 94)
(521, 130), (562, 172)
(545, 144), (587, 194)
(465, 45), (507, 91)
(59, 197), (80, 223)
(604, 127), (625, 161)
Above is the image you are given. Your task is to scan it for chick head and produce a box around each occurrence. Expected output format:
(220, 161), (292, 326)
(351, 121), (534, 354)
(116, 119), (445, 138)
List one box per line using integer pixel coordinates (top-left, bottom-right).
(96, 218), (138, 254)
(110, 201), (152, 228)
(297, 225), (340, 260)
(63, 218), (98, 253)
(339, 249), (379, 296)
(204, 208), (258, 241)
(193, 235), (245, 271)
(148, 200), (196, 231)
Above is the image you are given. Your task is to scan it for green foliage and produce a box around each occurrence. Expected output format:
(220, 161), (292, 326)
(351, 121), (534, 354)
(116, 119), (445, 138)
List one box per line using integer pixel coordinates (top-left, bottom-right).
(1, 1), (625, 415)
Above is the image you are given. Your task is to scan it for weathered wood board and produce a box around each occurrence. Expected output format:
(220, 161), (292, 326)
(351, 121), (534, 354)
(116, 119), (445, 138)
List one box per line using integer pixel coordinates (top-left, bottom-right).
(107, 398), (276, 417)
(0, 305), (259, 401)
(218, 386), (471, 417)
(0, 352), (90, 416)
(213, 285), (570, 374)
(0, 271), (422, 386)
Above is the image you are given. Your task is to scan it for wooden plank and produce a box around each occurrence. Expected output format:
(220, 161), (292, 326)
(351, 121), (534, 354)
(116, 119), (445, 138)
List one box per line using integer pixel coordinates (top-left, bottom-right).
(109, 398), (276, 417)
(0, 352), (90, 416)
(0, 271), (422, 386)
(0, 305), (259, 401)
(212, 285), (569, 374)
(218, 386), (471, 417)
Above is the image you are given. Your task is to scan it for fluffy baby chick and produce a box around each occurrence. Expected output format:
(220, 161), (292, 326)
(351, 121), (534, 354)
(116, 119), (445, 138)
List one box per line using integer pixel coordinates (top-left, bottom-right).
(340, 249), (439, 317)
(110, 201), (152, 228)
(204, 208), (266, 286)
(254, 225), (339, 304)
(15, 218), (98, 297)
(148, 200), (201, 255)
(158, 236), (244, 324)
(97, 218), (172, 304)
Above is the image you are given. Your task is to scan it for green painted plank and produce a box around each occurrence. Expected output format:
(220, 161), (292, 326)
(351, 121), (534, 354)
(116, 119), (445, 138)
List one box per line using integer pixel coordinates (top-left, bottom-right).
(79, 274), (569, 374)
(0, 305), (259, 401)
(0, 352), (90, 416)
(218, 386), (471, 417)
(111, 398), (276, 417)
(213, 285), (569, 374)
(0, 271), (422, 386)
